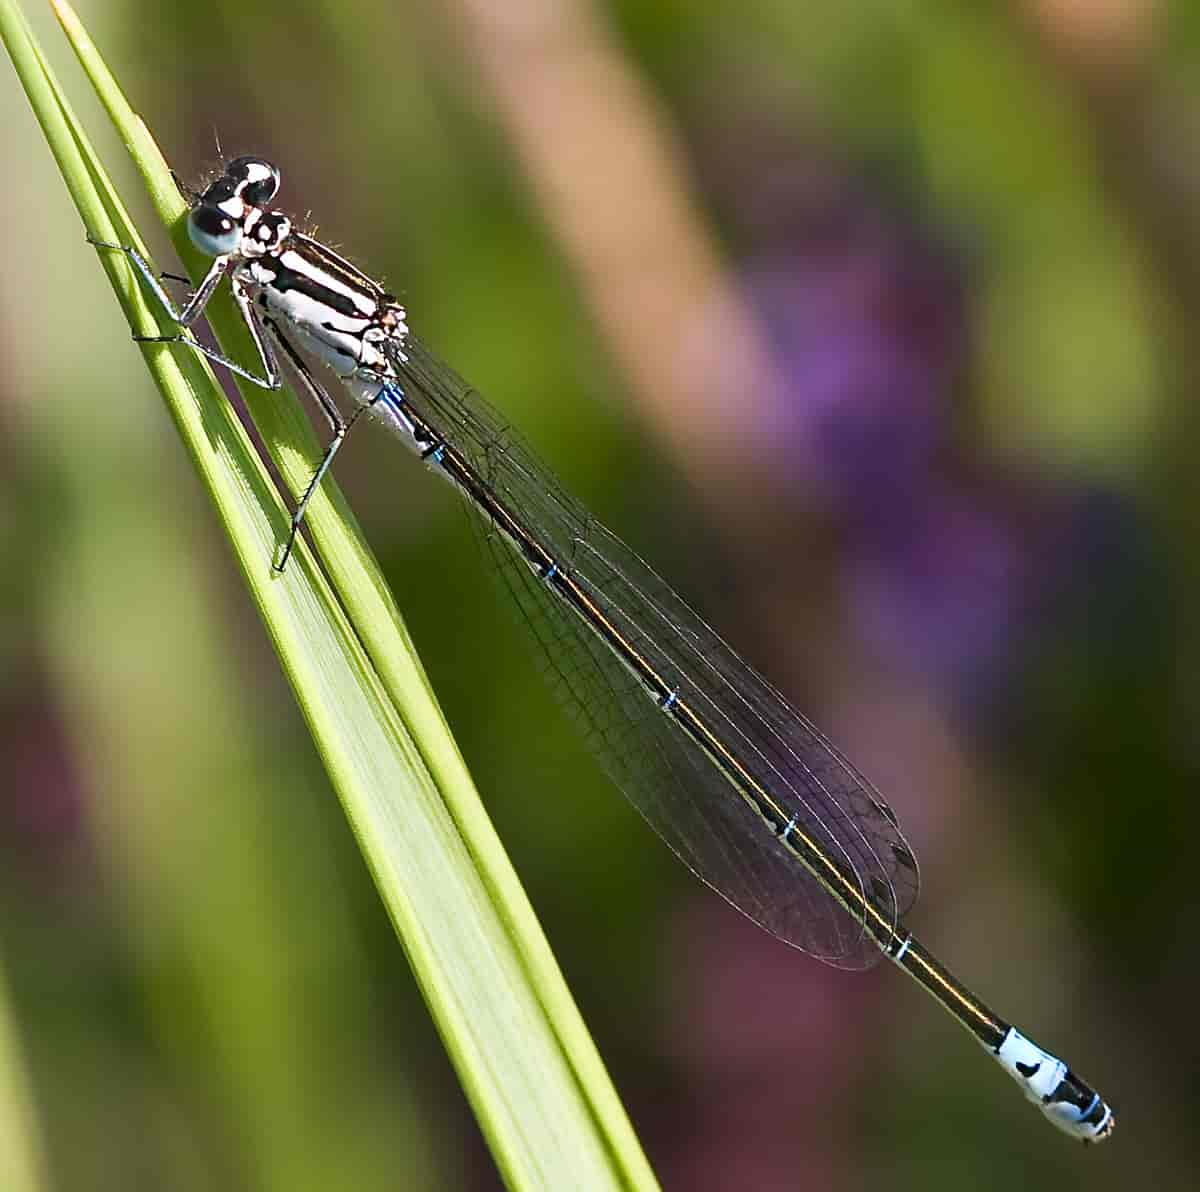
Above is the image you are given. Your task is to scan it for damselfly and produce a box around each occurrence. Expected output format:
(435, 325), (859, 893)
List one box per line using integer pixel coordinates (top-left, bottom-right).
(94, 156), (1114, 1143)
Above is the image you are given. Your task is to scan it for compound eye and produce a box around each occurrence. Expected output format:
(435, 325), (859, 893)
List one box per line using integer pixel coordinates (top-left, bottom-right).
(201, 176), (238, 206)
(188, 204), (241, 257)
(227, 156), (280, 207)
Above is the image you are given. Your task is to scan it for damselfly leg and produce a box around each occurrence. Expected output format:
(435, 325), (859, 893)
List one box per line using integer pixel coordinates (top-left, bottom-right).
(90, 238), (281, 388)
(263, 317), (376, 570)
(92, 234), (368, 569)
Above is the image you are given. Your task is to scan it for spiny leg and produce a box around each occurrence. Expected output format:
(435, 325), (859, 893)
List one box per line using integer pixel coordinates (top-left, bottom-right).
(138, 271), (284, 392)
(90, 241), (282, 390)
(265, 320), (373, 572)
(93, 233), (354, 570)
(90, 238), (228, 326)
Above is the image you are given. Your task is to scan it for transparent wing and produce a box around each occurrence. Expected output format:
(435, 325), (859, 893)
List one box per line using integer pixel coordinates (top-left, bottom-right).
(388, 339), (920, 968)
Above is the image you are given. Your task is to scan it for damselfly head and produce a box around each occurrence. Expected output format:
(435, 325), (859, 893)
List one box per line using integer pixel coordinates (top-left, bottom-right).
(188, 157), (283, 259)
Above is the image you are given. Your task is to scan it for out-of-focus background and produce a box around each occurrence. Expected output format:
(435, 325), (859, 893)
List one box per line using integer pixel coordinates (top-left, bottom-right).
(1, 0), (1196, 1187)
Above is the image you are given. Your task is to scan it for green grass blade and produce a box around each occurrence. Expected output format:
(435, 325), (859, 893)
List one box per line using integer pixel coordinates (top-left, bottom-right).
(0, 950), (47, 1192)
(1, 0), (657, 1185)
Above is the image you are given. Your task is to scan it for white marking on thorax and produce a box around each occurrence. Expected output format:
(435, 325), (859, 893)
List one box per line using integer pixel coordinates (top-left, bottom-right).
(235, 240), (408, 399)
(279, 250), (378, 316)
(240, 264), (374, 379)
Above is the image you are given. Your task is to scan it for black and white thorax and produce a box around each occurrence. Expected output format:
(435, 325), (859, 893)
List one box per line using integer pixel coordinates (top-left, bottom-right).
(239, 216), (409, 396)
(189, 156), (410, 410)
